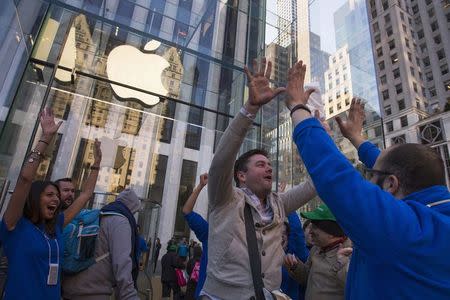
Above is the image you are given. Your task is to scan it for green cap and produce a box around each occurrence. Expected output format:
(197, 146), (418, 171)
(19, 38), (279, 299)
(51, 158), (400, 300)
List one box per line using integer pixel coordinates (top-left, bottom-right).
(300, 204), (336, 221)
(168, 245), (177, 252)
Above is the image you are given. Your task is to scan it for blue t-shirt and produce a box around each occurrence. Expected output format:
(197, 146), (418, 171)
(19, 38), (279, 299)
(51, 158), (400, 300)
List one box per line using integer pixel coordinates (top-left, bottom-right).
(137, 236), (149, 259)
(0, 214), (64, 300)
(184, 212), (208, 298)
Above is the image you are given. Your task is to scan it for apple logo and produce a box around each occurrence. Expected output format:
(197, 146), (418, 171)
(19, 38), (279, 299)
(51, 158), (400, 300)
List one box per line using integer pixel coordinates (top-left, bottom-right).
(106, 40), (170, 106)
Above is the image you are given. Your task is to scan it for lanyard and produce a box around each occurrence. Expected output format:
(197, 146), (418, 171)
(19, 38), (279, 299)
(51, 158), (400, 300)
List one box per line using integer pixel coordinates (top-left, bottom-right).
(35, 226), (59, 265)
(426, 199), (450, 208)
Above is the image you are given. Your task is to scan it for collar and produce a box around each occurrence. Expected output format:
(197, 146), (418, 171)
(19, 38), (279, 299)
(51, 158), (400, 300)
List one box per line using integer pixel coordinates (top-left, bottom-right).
(320, 237), (347, 254)
(401, 185), (450, 207)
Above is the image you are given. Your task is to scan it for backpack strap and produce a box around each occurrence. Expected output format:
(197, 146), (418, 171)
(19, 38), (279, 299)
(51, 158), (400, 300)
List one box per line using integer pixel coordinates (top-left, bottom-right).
(244, 203), (266, 300)
(95, 252), (110, 262)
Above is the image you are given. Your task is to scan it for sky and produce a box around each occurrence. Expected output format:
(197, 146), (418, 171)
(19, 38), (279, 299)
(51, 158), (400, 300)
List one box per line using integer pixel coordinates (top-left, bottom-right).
(266, 0), (348, 54)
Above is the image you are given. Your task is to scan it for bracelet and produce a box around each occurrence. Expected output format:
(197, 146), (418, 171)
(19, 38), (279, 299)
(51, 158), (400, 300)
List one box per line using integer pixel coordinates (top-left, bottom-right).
(90, 166), (100, 170)
(27, 149), (44, 163)
(38, 140), (49, 145)
(290, 104), (311, 117)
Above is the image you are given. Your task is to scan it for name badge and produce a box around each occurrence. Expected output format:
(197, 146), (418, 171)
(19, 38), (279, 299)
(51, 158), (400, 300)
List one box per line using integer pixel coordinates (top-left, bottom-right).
(47, 263), (59, 285)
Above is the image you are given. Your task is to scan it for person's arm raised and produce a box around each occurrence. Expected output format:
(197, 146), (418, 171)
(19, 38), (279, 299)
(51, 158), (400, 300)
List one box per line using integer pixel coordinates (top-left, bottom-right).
(63, 139), (102, 226)
(3, 108), (62, 230)
(182, 173), (207, 215)
(208, 58), (285, 209)
(336, 99), (381, 168)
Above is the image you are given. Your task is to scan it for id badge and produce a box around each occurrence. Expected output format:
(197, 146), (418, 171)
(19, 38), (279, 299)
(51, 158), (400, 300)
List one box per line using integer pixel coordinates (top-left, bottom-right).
(47, 263), (59, 285)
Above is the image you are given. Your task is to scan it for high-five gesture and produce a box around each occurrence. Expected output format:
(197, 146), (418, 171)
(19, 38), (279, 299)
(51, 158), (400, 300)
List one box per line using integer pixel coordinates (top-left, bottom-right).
(244, 58), (285, 112)
(285, 60), (315, 109)
(40, 107), (63, 141)
(336, 98), (366, 148)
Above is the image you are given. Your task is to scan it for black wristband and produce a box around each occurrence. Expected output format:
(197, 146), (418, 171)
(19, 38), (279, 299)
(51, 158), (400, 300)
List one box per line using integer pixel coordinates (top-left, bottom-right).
(90, 166), (100, 170)
(290, 104), (311, 116)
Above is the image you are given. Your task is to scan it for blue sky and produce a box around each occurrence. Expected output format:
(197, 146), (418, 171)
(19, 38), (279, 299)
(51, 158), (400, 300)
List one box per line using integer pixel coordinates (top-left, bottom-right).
(266, 0), (347, 53)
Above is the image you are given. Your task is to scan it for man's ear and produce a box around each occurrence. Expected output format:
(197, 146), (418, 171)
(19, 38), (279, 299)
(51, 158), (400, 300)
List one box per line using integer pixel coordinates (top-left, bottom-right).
(385, 175), (401, 196)
(237, 171), (246, 186)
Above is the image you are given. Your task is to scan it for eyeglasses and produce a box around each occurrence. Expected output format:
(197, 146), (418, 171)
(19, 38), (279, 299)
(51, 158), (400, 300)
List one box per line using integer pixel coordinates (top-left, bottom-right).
(362, 166), (393, 181)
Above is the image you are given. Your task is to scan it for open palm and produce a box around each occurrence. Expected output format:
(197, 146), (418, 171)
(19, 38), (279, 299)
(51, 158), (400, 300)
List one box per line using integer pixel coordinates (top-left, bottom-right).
(244, 58), (285, 107)
(336, 98), (365, 140)
(40, 107), (62, 137)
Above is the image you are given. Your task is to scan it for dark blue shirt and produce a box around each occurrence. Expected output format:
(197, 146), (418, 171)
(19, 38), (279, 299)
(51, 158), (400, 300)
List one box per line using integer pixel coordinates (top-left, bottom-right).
(137, 236), (149, 260)
(281, 212), (309, 300)
(293, 118), (450, 299)
(184, 212), (208, 298)
(0, 213), (64, 300)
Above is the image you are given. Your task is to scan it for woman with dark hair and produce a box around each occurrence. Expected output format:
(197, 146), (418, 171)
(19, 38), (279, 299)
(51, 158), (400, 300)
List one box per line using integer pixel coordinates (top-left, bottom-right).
(0, 108), (102, 300)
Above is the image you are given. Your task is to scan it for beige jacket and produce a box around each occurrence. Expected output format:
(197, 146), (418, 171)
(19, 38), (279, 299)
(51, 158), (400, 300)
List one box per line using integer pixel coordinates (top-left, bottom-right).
(288, 239), (352, 300)
(202, 111), (316, 299)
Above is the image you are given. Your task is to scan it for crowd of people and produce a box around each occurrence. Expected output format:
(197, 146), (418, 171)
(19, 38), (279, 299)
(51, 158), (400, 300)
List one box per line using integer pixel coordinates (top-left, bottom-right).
(0, 56), (449, 300)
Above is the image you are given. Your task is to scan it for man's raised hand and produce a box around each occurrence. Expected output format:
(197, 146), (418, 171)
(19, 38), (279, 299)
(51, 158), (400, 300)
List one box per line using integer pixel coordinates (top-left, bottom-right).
(336, 98), (366, 148)
(244, 58), (285, 110)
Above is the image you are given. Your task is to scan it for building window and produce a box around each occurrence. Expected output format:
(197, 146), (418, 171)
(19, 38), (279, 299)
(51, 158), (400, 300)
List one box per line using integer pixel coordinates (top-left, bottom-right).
(392, 134), (406, 144)
(410, 66), (415, 76)
(336, 78), (340, 85)
(382, 90), (389, 100)
(337, 103), (342, 110)
(400, 11), (405, 21)
(405, 38), (410, 48)
(417, 30), (424, 39)
(407, 52), (412, 62)
(441, 64), (449, 75)
(375, 34), (381, 44)
(420, 43), (427, 53)
(413, 82), (418, 92)
(431, 21), (439, 32)
(336, 91), (341, 98)
(146, 154), (168, 204)
(389, 40), (395, 50)
(437, 49), (446, 60)
(345, 98), (350, 106)
(393, 68), (400, 79)
(344, 87), (349, 94)
(382, 1), (389, 10)
(412, 4), (419, 14)
(426, 71), (433, 81)
(445, 80), (450, 92)
(386, 26), (393, 36)
(398, 99), (405, 110)
(428, 8), (435, 17)
(385, 105), (392, 115)
(434, 35), (442, 44)
(329, 107), (334, 114)
(174, 160), (198, 236)
(377, 47), (383, 57)
(386, 121), (394, 132)
(423, 57), (430, 67)
(400, 116), (408, 127)
(402, 24), (407, 33)
(384, 13), (390, 23)
(396, 83), (403, 94)
(380, 75), (387, 84)
(373, 22), (379, 32)
(391, 53), (398, 64)
(328, 96), (333, 103)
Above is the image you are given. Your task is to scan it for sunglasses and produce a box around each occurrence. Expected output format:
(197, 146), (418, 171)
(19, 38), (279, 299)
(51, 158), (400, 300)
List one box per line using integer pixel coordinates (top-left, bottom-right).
(362, 166), (393, 181)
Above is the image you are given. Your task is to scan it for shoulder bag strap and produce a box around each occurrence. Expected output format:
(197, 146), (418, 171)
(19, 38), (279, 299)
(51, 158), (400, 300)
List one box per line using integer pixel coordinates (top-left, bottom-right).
(244, 203), (266, 300)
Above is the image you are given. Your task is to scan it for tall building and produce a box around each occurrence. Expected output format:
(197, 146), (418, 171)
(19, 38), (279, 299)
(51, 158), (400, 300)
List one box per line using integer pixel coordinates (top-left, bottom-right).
(310, 32), (330, 93)
(0, 0), (269, 252)
(366, 0), (450, 186)
(334, 0), (379, 112)
(277, 0), (311, 79)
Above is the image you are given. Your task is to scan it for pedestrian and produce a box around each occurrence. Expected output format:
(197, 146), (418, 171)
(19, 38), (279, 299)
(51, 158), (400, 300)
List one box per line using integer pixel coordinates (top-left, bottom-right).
(178, 237), (189, 261)
(182, 173), (209, 298)
(185, 245), (202, 300)
(0, 108), (95, 300)
(284, 204), (351, 300)
(201, 58), (317, 299)
(286, 59), (450, 298)
(161, 244), (185, 300)
(62, 188), (141, 300)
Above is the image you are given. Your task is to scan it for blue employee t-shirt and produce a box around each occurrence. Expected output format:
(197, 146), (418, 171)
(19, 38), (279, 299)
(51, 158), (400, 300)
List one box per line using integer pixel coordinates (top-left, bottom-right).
(0, 213), (64, 300)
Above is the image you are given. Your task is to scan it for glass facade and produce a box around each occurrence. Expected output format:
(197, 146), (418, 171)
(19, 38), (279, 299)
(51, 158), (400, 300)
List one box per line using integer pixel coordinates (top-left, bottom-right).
(0, 0), (280, 252)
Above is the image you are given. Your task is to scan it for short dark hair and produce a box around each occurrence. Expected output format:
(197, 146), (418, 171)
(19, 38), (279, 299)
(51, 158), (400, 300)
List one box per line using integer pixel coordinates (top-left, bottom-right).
(311, 220), (345, 237)
(380, 143), (445, 195)
(55, 178), (73, 186)
(234, 149), (269, 187)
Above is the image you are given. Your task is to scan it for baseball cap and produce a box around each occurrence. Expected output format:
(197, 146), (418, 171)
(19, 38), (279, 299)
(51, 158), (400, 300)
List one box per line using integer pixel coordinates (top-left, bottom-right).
(300, 204), (336, 222)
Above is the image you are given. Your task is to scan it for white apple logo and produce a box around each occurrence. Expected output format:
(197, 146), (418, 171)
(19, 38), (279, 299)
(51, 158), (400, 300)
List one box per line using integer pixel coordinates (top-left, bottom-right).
(106, 40), (170, 106)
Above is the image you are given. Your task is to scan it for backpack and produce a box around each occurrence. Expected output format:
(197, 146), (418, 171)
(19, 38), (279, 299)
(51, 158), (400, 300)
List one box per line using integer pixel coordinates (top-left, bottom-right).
(62, 209), (120, 274)
(190, 260), (200, 283)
